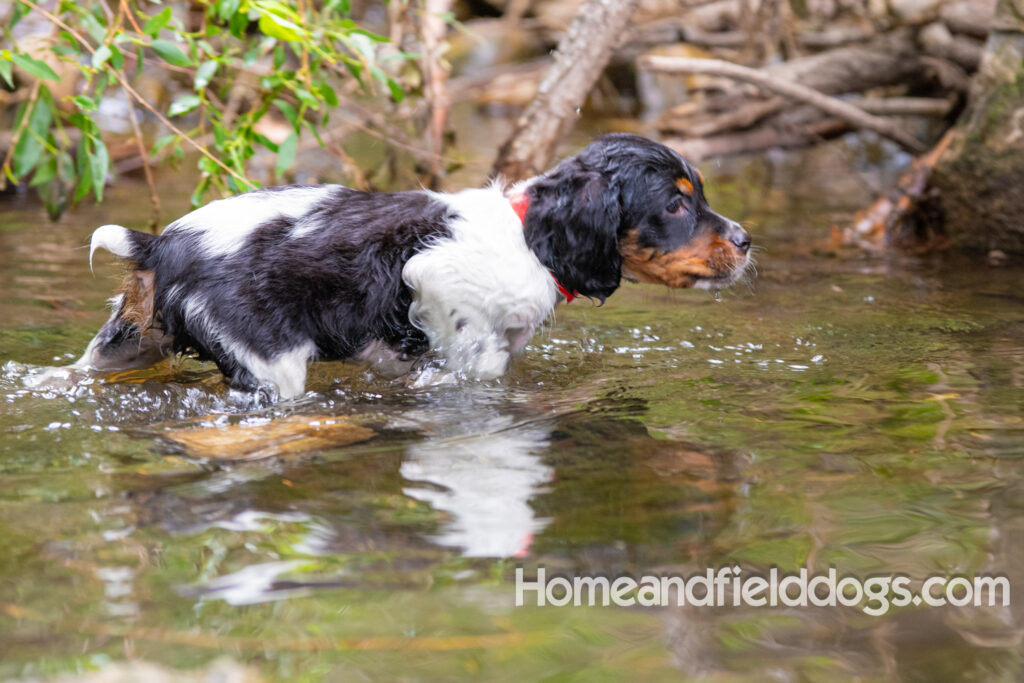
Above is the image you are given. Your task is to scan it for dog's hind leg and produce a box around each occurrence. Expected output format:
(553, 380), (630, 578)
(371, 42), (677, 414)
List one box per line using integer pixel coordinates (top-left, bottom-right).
(74, 270), (172, 372)
(207, 342), (316, 400)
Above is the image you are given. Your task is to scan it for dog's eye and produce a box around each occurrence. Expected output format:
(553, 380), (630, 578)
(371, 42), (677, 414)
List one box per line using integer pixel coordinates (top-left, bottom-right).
(666, 198), (686, 215)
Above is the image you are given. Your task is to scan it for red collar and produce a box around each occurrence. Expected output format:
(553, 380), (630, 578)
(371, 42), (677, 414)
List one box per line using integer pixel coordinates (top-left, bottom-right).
(508, 191), (578, 303)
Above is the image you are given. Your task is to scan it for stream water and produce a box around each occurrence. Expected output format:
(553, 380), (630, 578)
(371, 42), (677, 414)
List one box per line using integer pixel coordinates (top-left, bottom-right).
(1, 130), (1023, 680)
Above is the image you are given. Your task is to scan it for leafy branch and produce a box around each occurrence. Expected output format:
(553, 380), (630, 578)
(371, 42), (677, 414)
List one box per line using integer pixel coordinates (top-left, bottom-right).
(1, 0), (418, 220)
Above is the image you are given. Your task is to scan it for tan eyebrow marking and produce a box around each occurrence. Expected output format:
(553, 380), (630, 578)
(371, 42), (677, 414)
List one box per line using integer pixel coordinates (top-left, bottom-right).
(696, 169), (705, 184)
(676, 177), (693, 194)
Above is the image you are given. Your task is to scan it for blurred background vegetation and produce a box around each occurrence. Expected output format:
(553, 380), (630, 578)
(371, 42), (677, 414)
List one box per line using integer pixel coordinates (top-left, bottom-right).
(0, 0), (1019, 249)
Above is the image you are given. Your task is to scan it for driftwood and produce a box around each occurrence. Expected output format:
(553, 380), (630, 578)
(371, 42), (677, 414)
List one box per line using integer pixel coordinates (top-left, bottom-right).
(622, 19), (876, 58)
(667, 117), (851, 160)
(654, 31), (929, 136)
(919, 22), (983, 71)
(664, 96), (953, 160)
(844, 129), (955, 251)
(491, 0), (641, 180)
(641, 55), (929, 153)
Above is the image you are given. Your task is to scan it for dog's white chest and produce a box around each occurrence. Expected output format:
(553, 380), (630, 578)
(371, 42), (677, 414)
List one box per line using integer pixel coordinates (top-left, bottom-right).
(402, 187), (558, 378)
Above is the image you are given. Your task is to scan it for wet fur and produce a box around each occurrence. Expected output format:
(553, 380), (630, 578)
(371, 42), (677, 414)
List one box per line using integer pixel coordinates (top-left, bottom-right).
(77, 134), (750, 399)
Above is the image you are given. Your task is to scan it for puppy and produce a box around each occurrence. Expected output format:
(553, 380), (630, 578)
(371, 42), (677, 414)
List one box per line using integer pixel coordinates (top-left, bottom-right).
(77, 134), (751, 398)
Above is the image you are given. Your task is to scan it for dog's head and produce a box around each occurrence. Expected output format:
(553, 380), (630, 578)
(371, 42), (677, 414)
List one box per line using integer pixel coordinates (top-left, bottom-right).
(521, 134), (751, 301)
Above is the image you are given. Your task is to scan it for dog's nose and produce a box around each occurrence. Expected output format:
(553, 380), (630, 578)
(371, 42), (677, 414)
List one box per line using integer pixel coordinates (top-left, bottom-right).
(727, 224), (751, 254)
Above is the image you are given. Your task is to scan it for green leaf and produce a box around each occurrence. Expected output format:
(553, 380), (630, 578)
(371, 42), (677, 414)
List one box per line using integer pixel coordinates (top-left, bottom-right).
(10, 1), (30, 29)
(109, 44), (124, 71)
(12, 130), (43, 179)
(78, 12), (106, 44)
(228, 11), (248, 39)
(0, 60), (13, 89)
(324, 0), (350, 14)
(386, 78), (404, 103)
(168, 94), (201, 116)
(32, 86), (54, 133)
(303, 119), (325, 147)
(91, 44), (112, 69)
(218, 0), (241, 22)
(190, 175), (210, 208)
(72, 95), (97, 112)
(252, 132), (279, 152)
(151, 39), (193, 67)
(89, 138), (109, 202)
(57, 151), (75, 183)
(370, 65), (404, 103)
(275, 131), (298, 177)
(151, 133), (177, 157)
(273, 98), (298, 129)
(74, 138), (93, 202)
(30, 155), (57, 187)
(257, 9), (304, 41)
(323, 0), (350, 15)
(194, 60), (218, 90)
(143, 6), (172, 37)
(198, 156), (219, 175)
(315, 81), (338, 107)
(294, 87), (318, 108)
(51, 43), (77, 58)
(11, 54), (59, 81)
(12, 91), (53, 179)
(350, 28), (389, 43)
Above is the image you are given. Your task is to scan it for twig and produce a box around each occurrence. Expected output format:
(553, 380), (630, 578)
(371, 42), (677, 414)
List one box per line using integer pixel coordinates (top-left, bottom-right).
(126, 103), (160, 231)
(851, 96), (954, 117)
(120, 0), (144, 35)
(421, 0), (453, 186)
(640, 55), (929, 153)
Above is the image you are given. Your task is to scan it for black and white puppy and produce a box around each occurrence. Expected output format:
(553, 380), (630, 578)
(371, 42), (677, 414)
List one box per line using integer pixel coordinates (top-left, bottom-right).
(77, 134), (751, 398)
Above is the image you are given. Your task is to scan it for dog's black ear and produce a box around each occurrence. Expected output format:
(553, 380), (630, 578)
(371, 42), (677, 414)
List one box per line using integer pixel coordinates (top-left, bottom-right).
(523, 160), (622, 302)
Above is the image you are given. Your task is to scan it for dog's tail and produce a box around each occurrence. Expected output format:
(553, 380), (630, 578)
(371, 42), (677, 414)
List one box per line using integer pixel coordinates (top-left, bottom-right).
(89, 224), (157, 272)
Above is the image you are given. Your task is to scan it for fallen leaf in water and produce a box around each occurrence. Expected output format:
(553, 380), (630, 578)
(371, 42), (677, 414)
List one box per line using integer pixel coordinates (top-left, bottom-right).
(165, 415), (375, 461)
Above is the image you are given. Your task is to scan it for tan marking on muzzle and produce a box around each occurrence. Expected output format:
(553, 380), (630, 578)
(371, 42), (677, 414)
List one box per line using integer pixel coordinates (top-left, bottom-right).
(619, 231), (745, 288)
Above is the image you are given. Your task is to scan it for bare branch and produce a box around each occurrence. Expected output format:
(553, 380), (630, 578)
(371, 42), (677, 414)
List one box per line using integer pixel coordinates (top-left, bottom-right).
(640, 55), (929, 153)
(126, 103), (160, 232)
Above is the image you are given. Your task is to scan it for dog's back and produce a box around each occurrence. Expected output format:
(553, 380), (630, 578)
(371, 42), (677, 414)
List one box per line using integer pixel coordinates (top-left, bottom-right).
(79, 186), (458, 396)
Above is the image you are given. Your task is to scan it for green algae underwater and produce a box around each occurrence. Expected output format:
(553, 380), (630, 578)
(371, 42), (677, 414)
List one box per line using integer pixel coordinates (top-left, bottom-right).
(1, 135), (1023, 681)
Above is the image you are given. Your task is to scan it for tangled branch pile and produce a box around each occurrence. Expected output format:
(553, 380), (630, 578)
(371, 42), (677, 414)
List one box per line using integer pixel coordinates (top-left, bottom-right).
(622, 0), (992, 158)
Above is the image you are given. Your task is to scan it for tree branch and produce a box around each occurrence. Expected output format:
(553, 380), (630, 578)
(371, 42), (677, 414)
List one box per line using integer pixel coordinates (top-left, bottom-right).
(639, 55), (928, 154)
(491, 0), (642, 180)
(126, 102), (160, 232)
